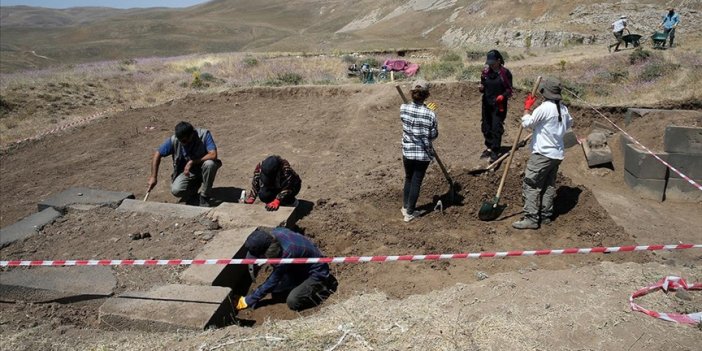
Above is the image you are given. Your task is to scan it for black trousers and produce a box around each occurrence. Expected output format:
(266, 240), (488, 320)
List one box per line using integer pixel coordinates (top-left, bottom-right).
(273, 274), (338, 311)
(258, 183), (300, 205)
(481, 101), (507, 151)
(402, 157), (430, 214)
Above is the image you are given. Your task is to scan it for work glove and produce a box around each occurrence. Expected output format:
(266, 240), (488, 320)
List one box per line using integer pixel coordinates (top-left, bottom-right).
(426, 102), (437, 111)
(496, 95), (505, 112)
(236, 296), (248, 311)
(244, 196), (255, 204)
(265, 198), (281, 211)
(524, 93), (537, 111)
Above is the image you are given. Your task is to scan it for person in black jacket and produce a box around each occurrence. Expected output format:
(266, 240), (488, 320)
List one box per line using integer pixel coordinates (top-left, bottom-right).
(478, 50), (513, 163)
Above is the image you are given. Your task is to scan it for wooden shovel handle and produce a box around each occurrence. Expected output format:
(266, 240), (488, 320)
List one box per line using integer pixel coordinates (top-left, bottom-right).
(494, 76), (542, 200)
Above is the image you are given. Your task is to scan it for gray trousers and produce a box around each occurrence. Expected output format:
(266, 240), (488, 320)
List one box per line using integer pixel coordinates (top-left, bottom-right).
(171, 160), (220, 198)
(522, 153), (561, 221)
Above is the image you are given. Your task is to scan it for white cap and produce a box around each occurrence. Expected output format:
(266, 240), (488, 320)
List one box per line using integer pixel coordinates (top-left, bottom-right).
(620, 15), (628, 19)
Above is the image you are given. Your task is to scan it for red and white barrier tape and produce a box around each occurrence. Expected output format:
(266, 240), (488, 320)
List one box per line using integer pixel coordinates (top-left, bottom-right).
(12, 108), (117, 146)
(630, 276), (701, 325)
(564, 88), (702, 192)
(1, 244), (700, 267)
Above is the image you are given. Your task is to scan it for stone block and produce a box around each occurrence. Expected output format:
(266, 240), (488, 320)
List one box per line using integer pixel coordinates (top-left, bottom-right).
(666, 153), (702, 180)
(563, 129), (578, 149)
(0, 208), (62, 247)
(624, 170), (666, 201)
(38, 187), (134, 212)
(180, 227), (256, 295)
(208, 202), (296, 229)
(99, 284), (233, 332)
(581, 142), (613, 167)
(0, 266), (115, 302)
(117, 199), (210, 218)
(665, 178), (702, 203)
(664, 126), (702, 155)
(590, 121), (616, 137)
(587, 132), (607, 148)
(623, 143), (669, 180)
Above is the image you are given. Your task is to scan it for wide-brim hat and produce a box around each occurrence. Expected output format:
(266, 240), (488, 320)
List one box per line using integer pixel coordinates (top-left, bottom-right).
(540, 78), (563, 100)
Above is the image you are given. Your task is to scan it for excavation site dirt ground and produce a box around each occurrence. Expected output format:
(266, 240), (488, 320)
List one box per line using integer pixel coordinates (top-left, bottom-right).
(1, 83), (700, 349)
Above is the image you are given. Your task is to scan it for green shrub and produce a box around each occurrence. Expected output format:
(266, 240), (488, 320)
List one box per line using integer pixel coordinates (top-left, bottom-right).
(629, 48), (651, 64)
(184, 66), (199, 73)
(191, 72), (209, 89)
(278, 72), (303, 85)
(422, 61), (464, 80)
(608, 69), (629, 82)
(200, 72), (217, 82)
(341, 55), (356, 64)
(457, 65), (483, 81)
(441, 52), (462, 62)
(639, 63), (666, 81)
(361, 57), (380, 68)
(465, 50), (486, 61)
(242, 56), (259, 67)
(121, 58), (137, 65)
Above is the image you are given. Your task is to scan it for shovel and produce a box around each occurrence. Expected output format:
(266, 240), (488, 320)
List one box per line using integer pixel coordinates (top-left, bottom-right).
(478, 76), (542, 221)
(395, 84), (456, 203)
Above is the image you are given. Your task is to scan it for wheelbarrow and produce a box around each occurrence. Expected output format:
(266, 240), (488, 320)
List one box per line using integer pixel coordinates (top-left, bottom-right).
(651, 31), (669, 49)
(621, 33), (642, 48)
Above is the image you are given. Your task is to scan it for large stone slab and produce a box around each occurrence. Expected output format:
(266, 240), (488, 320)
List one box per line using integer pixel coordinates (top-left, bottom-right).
(0, 207), (62, 247)
(624, 170), (666, 202)
(581, 141), (612, 167)
(666, 153), (702, 179)
(623, 143), (669, 180)
(117, 199), (210, 218)
(99, 284), (233, 332)
(181, 227), (255, 295)
(664, 126), (702, 155)
(0, 266), (115, 303)
(665, 178), (702, 203)
(208, 202), (296, 228)
(39, 187), (134, 212)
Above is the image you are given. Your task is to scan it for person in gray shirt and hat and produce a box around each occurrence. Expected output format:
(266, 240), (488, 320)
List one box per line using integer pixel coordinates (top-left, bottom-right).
(512, 78), (573, 230)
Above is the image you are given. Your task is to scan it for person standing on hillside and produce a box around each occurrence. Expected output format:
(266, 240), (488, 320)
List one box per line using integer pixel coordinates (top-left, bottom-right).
(659, 8), (680, 48)
(235, 227), (338, 311)
(147, 121), (221, 207)
(400, 80), (438, 223)
(478, 49), (513, 163)
(244, 155), (301, 211)
(608, 15), (628, 53)
(512, 78), (573, 230)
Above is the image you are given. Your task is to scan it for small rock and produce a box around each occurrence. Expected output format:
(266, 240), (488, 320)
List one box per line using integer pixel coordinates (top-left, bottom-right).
(193, 230), (205, 236)
(129, 233), (142, 240)
(675, 290), (692, 301)
(476, 271), (489, 281)
(201, 232), (216, 241)
(141, 232), (151, 239)
(545, 303), (551, 309)
(110, 237), (120, 243)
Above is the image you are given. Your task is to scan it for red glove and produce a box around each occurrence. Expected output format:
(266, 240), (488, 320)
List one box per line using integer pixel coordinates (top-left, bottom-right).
(524, 94), (537, 111)
(496, 95), (505, 112)
(265, 199), (280, 211)
(244, 196), (255, 204)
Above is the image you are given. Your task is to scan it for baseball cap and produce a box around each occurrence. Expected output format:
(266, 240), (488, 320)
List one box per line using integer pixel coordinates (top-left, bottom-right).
(259, 156), (280, 186)
(244, 229), (274, 259)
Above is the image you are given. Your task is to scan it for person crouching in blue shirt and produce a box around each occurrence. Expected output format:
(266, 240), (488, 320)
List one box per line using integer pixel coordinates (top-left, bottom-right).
(235, 227), (338, 312)
(147, 121), (221, 207)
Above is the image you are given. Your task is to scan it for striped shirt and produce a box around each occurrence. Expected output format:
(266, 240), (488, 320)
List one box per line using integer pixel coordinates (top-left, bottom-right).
(400, 102), (438, 161)
(249, 158), (301, 200)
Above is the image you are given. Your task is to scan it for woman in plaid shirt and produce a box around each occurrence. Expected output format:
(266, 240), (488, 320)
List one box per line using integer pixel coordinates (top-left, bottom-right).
(400, 80), (438, 222)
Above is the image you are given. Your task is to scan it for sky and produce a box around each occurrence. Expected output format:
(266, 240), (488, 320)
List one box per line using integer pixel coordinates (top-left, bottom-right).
(1, 1), (210, 9)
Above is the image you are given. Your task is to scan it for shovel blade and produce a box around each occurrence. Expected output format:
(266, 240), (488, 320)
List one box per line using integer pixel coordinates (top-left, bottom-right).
(478, 197), (506, 221)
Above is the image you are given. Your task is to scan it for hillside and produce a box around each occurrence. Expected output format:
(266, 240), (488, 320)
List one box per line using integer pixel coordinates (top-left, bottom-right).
(2, 0), (701, 72)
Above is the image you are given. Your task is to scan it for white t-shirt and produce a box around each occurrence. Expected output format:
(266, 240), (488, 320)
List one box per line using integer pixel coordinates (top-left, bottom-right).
(612, 19), (627, 32)
(521, 101), (573, 160)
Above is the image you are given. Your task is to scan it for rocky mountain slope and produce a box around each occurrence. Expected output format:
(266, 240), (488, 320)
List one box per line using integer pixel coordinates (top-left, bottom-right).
(1, 0), (700, 72)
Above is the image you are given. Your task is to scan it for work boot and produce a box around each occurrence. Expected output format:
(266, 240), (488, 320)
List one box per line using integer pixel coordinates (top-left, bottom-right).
(401, 207), (407, 216)
(489, 151), (500, 163)
(512, 217), (538, 230)
(480, 149), (492, 159)
(541, 217), (552, 226)
(404, 209), (426, 223)
(199, 194), (212, 208)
